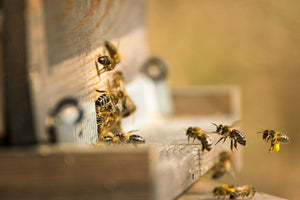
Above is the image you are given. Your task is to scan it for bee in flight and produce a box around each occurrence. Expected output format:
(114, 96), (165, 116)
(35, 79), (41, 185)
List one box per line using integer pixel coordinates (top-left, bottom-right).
(186, 127), (213, 152)
(212, 121), (246, 151)
(212, 151), (234, 179)
(257, 129), (290, 152)
(213, 184), (256, 200)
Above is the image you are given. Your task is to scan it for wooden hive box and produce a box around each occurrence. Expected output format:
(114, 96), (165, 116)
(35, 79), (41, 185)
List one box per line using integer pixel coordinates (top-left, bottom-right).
(0, 0), (251, 200)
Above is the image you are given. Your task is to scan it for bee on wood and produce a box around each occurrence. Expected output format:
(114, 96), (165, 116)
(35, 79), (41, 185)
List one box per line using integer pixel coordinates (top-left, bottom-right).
(95, 89), (122, 135)
(213, 184), (256, 200)
(186, 127), (213, 152)
(95, 55), (116, 76)
(257, 129), (290, 152)
(116, 130), (145, 144)
(212, 121), (246, 151)
(111, 71), (136, 117)
(105, 40), (120, 64)
(213, 184), (235, 199)
(229, 185), (256, 200)
(99, 131), (120, 143)
(212, 151), (234, 179)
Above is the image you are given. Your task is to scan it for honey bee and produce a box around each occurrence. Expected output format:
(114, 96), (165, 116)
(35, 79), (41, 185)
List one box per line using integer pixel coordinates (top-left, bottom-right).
(111, 71), (136, 117)
(229, 185), (256, 200)
(99, 131), (120, 143)
(95, 89), (122, 134)
(116, 130), (145, 144)
(99, 130), (145, 144)
(257, 129), (290, 152)
(213, 184), (235, 199)
(212, 151), (234, 179)
(212, 122), (246, 151)
(213, 184), (256, 200)
(105, 40), (120, 64)
(95, 55), (116, 75)
(186, 127), (213, 152)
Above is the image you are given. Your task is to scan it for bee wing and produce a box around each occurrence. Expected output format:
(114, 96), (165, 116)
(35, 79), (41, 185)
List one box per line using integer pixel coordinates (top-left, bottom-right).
(230, 120), (240, 128)
(127, 130), (140, 134)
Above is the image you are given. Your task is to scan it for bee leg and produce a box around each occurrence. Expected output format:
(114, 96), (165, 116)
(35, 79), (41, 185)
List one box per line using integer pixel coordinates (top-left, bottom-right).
(188, 136), (190, 144)
(234, 138), (238, 149)
(222, 136), (228, 144)
(98, 67), (107, 75)
(192, 137), (196, 144)
(231, 139), (233, 151)
(216, 137), (225, 145)
(201, 140), (205, 151)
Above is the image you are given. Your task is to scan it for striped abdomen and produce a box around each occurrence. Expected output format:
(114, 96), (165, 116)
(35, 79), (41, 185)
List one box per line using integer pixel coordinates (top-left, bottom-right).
(199, 134), (213, 151)
(98, 56), (112, 66)
(96, 93), (110, 107)
(232, 129), (246, 145)
(275, 133), (290, 143)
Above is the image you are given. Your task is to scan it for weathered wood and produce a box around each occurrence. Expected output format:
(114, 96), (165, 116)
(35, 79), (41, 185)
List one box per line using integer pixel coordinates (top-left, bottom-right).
(0, 133), (236, 200)
(2, 0), (37, 145)
(2, 0), (148, 144)
(0, 145), (152, 200)
(177, 178), (287, 200)
(172, 86), (240, 118)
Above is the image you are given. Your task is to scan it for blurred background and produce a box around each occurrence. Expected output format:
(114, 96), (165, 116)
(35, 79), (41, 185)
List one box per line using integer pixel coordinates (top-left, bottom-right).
(147, 0), (300, 199)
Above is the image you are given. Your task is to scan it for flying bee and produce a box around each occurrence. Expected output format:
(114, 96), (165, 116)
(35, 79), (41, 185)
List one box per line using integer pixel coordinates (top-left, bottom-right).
(212, 151), (234, 179)
(95, 55), (116, 75)
(257, 129), (290, 152)
(186, 127), (213, 152)
(212, 121), (246, 151)
(229, 185), (256, 200)
(105, 40), (120, 64)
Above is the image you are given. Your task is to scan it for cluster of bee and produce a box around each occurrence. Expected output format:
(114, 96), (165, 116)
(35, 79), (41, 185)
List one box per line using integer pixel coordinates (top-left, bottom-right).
(185, 121), (290, 199)
(95, 41), (143, 145)
(213, 184), (256, 200)
(185, 121), (290, 153)
(185, 121), (246, 152)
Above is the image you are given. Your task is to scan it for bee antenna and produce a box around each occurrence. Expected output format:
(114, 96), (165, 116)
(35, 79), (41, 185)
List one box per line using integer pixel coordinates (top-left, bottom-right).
(211, 123), (218, 128)
(256, 131), (262, 134)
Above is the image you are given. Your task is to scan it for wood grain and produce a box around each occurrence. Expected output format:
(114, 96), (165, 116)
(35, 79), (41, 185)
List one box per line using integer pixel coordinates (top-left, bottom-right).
(178, 178), (287, 200)
(0, 145), (152, 200)
(2, 0), (37, 145)
(2, 0), (148, 143)
(172, 86), (240, 118)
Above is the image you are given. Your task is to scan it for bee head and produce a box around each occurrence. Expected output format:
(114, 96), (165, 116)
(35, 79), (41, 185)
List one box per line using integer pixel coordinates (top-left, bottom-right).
(217, 124), (223, 133)
(105, 41), (112, 48)
(98, 56), (111, 65)
(186, 127), (193, 136)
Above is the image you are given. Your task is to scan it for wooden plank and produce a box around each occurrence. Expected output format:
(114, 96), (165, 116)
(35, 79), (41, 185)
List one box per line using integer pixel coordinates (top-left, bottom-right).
(177, 178), (287, 200)
(172, 86), (240, 118)
(0, 143), (232, 200)
(1, 0), (148, 144)
(0, 145), (152, 200)
(2, 0), (37, 145)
